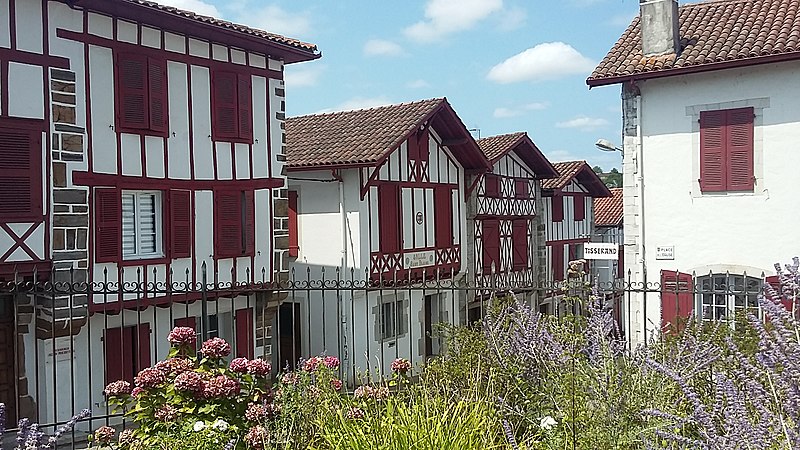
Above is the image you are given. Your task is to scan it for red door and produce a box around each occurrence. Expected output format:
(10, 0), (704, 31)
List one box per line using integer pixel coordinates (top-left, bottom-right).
(0, 295), (16, 424)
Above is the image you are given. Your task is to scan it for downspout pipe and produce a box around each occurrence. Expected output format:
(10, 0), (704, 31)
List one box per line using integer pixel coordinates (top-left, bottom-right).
(331, 169), (348, 272)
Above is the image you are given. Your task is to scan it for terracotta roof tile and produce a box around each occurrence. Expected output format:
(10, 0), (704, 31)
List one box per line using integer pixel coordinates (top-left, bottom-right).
(541, 161), (612, 198)
(594, 188), (623, 227)
(588, 0), (800, 86)
(476, 132), (527, 161)
(477, 132), (559, 179)
(108, 0), (318, 54)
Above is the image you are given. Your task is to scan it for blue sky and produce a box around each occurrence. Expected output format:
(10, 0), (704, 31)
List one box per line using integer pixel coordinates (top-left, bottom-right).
(160, 0), (641, 171)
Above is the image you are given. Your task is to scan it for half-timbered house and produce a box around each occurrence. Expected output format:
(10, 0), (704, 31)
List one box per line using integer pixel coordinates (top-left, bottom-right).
(0, 0), (319, 425)
(540, 161), (611, 313)
(466, 132), (557, 320)
(284, 98), (490, 382)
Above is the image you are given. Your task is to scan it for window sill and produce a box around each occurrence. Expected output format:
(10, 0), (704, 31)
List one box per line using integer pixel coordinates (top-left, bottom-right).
(116, 126), (169, 138)
(119, 255), (170, 266)
(212, 135), (254, 145)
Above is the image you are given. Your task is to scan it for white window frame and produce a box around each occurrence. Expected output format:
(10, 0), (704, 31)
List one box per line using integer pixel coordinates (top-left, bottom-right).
(121, 190), (164, 260)
(697, 273), (762, 325)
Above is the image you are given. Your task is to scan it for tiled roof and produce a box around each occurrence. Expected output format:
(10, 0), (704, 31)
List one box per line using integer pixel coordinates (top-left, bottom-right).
(477, 133), (558, 179)
(286, 98), (490, 171)
(594, 188), (623, 227)
(588, 0), (800, 86)
(542, 161), (612, 198)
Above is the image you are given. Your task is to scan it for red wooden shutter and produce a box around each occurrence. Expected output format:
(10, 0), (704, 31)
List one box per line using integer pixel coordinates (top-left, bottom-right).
(95, 188), (121, 263)
(484, 175), (499, 197)
(104, 327), (124, 384)
(568, 243), (577, 262)
(765, 275), (793, 314)
(514, 179), (528, 199)
(244, 190), (256, 256)
(117, 53), (148, 129)
(378, 184), (401, 253)
(660, 270), (694, 334)
(174, 316), (196, 329)
(237, 74), (252, 140)
(147, 58), (167, 133)
(617, 244), (625, 279)
(511, 219), (528, 271)
(170, 190), (192, 258)
(0, 126), (41, 218)
(551, 244), (564, 281)
(417, 130), (429, 161)
(137, 323), (151, 372)
(434, 187), (453, 248)
(235, 308), (254, 359)
(407, 133), (419, 161)
(699, 110), (726, 192)
(213, 71), (238, 139)
(726, 107), (754, 191)
(552, 193), (564, 222)
(482, 220), (500, 272)
(288, 190), (299, 257)
(573, 195), (585, 221)
(214, 190), (243, 257)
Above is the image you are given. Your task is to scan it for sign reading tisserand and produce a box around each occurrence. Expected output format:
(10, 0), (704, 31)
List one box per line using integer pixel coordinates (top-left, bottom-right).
(583, 243), (619, 260)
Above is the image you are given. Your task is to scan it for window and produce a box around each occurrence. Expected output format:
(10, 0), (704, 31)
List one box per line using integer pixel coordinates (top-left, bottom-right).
(115, 53), (167, 135)
(481, 220), (500, 273)
(698, 274), (761, 323)
(573, 195), (585, 221)
(378, 184), (401, 253)
(551, 193), (564, 222)
(104, 324), (150, 384)
(484, 174), (499, 197)
(511, 220), (528, 271)
(699, 107), (754, 192)
(212, 70), (252, 142)
(380, 298), (405, 340)
(514, 178), (528, 199)
(551, 244), (564, 281)
(434, 186), (453, 248)
(235, 309), (254, 358)
(0, 121), (42, 220)
(121, 191), (163, 259)
(214, 190), (255, 258)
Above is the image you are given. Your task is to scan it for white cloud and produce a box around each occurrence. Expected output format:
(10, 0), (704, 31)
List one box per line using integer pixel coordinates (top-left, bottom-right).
(544, 149), (580, 163)
(284, 64), (324, 88)
(609, 11), (638, 27)
(487, 42), (596, 84)
(154, 0), (221, 17)
(363, 39), (405, 57)
(496, 6), (527, 31)
(404, 0), (503, 42)
(236, 5), (312, 38)
(317, 96), (394, 113)
(493, 102), (549, 118)
(406, 79), (430, 89)
(556, 116), (609, 131)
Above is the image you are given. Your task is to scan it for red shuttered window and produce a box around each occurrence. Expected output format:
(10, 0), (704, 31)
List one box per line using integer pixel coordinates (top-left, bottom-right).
(660, 270), (694, 334)
(378, 184), (401, 254)
(573, 195), (585, 221)
(484, 174), (499, 198)
(115, 53), (167, 135)
(212, 70), (253, 142)
(235, 308), (255, 359)
(288, 190), (299, 257)
(95, 188), (121, 263)
(511, 220), (528, 271)
(481, 220), (500, 273)
(104, 324), (150, 384)
(214, 190), (256, 258)
(551, 244), (564, 281)
(551, 193), (564, 222)
(700, 107), (754, 192)
(434, 187), (453, 248)
(514, 179), (528, 199)
(0, 122), (42, 220)
(170, 190), (192, 259)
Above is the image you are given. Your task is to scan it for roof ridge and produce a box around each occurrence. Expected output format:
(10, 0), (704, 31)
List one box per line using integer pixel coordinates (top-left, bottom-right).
(288, 97), (445, 121)
(476, 131), (526, 142)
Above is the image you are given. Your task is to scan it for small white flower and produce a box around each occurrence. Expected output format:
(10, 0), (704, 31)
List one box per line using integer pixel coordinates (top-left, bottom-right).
(540, 415), (557, 430)
(193, 421), (206, 432)
(212, 418), (229, 431)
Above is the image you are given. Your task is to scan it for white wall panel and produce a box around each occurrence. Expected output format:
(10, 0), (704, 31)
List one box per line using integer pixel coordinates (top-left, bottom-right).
(87, 12), (112, 38)
(164, 32), (185, 54)
(401, 188), (413, 250)
(251, 76), (268, 178)
(212, 44), (228, 61)
(89, 45), (116, 174)
(194, 191), (214, 273)
(145, 136), (165, 178)
(413, 188), (425, 248)
(267, 78), (283, 178)
(369, 187), (379, 252)
(120, 133), (142, 176)
(191, 66), (214, 179)
(167, 61), (191, 179)
(0, 0), (10, 49)
(249, 53), (266, 69)
(8, 63), (43, 119)
(215, 142), (233, 180)
(188, 38), (209, 58)
(231, 49), (246, 65)
(116, 20), (137, 44)
(254, 189), (271, 274)
(235, 143), (250, 179)
(425, 188), (434, 248)
(15, 0), (42, 53)
(141, 26), (161, 49)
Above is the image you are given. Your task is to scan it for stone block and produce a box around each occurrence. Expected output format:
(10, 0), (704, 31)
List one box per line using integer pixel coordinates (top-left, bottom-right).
(274, 199), (288, 217)
(72, 206), (88, 213)
(274, 236), (289, 251)
(61, 134), (83, 152)
(53, 214), (88, 227)
(53, 205), (69, 213)
(62, 153), (83, 162)
(52, 104), (76, 124)
(53, 162), (66, 187)
(52, 93), (76, 105)
(274, 88), (285, 97)
(77, 229), (87, 249)
(66, 229), (76, 250)
(53, 189), (87, 204)
(51, 80), (76, 93)
(53, 250), (87, 261)
(51, 69), (76, 82)
(53, 229), (65, 250)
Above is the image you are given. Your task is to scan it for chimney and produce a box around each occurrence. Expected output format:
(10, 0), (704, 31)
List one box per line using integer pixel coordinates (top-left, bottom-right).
(639, 0), (680, 57)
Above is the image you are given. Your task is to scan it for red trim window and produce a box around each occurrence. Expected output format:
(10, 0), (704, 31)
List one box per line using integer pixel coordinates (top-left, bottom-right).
(573, 195), (585, 221)
(0, 121), (43, 221)
(484, 174), (499, 198)
(169, 190), (192, 259)
(214, 190), (256, 258)
(288, 190), (299, 257)
(434, 187), (453, 248)
(481, 219), (500, 273)
(212, 70), (253, 142)
(551, 193), (564, 222)
(699, 107), (754, 192)
(378, 184), (401, 254)
(511, 220), (528, 271)
(104, 324), (151, 384)
(235, 308), (255, 359)
(115, 52), (167, 135)
(514, 178), (529, 199)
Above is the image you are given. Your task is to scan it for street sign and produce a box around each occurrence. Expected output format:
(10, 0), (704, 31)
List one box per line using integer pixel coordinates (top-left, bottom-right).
(656, 245), (675, 260)
(583, 243), (618, 260)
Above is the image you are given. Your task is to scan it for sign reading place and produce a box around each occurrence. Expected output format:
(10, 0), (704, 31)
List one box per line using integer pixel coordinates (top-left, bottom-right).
(583, 243), (619, 260)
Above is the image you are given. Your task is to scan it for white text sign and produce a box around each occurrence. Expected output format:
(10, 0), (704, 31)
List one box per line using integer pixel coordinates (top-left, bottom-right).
(583, 243), (619, 260)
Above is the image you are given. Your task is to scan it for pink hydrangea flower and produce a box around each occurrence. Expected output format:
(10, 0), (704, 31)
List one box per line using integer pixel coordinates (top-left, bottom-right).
(281, 372), (299, 385)
(323, 356), (340, 369)
(203, 375), (240, 398)
(134, 367), (166, 389)
(154, 404), (180, 422)
(390, 358), (411, 374)
(345, 407), (365, 420)
(155, 357), (195, 376)
(200, 337), (232, 358)
(246, 403), (267, 423)
(174, 371), (205, 394)
(303, 356), (323, 372)
(330, 378), (343, 391)
(131, 387), (144, 397)
(103, 380), (132, 397)
(229, 357), (249, 373)
(247, 359), (272, 377)
(118, 429), (136, 446)
(245, 425), (270, 450)
(167, 326), (197, 347)
(94, 426), (116, 444)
